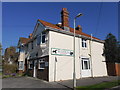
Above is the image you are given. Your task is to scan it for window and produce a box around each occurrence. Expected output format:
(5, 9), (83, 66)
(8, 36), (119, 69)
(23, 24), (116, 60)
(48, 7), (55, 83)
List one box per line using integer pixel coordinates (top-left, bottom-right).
(37, 32), (46, 45)
(82, 38), (87, 48)
(42, 32), (46, 43)
(82, 58), (90, 70)
(38, 59), (45, 69)
(29, 61), (33, 69)
(19, 61), (24, 70)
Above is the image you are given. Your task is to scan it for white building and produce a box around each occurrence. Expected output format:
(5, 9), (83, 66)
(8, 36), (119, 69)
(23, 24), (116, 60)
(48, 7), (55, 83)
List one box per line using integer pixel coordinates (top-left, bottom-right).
(17, 8), (108, 81)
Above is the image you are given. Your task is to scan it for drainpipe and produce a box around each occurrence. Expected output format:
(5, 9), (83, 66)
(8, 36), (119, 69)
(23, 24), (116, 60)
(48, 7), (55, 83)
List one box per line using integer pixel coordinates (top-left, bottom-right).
(89, 34), (93, 78)
(78, 35), (82, 78)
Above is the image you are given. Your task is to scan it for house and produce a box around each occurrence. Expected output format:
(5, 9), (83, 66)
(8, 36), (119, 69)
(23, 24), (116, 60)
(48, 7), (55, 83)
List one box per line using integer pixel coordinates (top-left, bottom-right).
(17, 8), (108, 81)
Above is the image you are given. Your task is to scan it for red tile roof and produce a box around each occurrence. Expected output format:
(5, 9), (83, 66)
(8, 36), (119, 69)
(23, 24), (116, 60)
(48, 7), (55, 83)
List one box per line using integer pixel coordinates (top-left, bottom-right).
(38, 19), (100, 40)
(38, 19), (63, 30)
(19, 37), (30, 44)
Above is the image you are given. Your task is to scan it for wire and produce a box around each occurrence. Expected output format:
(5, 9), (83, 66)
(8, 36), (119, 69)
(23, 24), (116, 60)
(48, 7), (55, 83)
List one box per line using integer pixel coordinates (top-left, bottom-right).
(94, 1), (103, 37)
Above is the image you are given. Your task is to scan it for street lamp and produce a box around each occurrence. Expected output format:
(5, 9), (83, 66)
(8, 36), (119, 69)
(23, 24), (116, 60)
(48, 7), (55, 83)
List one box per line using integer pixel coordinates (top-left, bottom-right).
(73, 13), (83, 90)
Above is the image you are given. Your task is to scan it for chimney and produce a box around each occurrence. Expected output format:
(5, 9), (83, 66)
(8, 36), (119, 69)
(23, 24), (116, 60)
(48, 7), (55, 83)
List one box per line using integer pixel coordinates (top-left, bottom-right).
(29, 33), (32, 39)
(61, 8), (69, 31)
(75, 25), (82, 33)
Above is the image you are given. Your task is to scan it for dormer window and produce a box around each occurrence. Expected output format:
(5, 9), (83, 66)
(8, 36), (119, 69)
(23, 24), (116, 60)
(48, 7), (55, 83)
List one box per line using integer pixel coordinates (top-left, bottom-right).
(82, 38), (87, 48)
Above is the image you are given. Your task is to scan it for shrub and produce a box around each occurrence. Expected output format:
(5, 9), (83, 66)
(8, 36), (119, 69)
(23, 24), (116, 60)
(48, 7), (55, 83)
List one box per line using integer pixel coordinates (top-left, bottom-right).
(3, 64), (17, 74)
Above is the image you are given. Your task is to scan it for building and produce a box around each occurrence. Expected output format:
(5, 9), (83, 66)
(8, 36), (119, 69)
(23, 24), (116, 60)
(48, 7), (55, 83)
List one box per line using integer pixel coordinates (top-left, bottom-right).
(17, 8), (108, 81)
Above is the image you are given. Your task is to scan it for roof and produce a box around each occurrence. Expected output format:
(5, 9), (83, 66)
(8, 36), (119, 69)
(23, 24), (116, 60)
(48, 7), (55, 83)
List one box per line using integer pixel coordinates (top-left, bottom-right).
(19, 37), (30, 44)
(38, 19), (63, 30)
(38, 19), (100, 40)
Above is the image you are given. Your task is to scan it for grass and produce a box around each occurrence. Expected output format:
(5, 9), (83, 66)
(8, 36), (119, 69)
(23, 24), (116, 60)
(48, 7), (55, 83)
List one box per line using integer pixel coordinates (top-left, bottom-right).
(76, 80), (120, 90)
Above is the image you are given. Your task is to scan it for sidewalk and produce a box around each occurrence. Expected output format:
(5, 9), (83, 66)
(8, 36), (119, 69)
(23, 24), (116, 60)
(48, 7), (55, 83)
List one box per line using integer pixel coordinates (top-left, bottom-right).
(55, 76), (120, 89)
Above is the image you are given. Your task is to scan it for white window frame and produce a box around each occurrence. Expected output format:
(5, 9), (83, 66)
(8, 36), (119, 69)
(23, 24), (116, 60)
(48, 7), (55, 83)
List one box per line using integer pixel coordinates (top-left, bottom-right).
(37, 32), (46, 45)
(38, 59), (45, 69)
(81, 58), (90, 70)
(41, 32), (46, 44)
(82, 38), (87, 48)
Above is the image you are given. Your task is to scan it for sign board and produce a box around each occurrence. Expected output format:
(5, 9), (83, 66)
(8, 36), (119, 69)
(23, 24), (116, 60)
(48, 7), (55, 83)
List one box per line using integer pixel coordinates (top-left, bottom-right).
(51, 48), (73, 56)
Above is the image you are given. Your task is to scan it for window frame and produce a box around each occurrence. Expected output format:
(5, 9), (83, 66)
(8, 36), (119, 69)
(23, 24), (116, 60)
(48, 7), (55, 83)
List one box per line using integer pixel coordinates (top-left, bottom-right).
(82, 38), (87, 48)
(81, 58), (90, 70)
(38, 59), (45, 69)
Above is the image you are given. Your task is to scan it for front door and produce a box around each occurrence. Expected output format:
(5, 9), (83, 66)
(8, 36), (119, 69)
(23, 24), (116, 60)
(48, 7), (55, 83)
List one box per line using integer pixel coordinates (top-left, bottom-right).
(81, 58), (91, 77)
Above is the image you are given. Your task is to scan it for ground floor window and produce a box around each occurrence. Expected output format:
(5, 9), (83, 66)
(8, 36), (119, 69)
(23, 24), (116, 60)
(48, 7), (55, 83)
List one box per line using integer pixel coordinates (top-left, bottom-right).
(38, 59), (45, 69)
(82, 58), (90, 70)
(19, 61), (24, 70)
(29, 61), (33, 69)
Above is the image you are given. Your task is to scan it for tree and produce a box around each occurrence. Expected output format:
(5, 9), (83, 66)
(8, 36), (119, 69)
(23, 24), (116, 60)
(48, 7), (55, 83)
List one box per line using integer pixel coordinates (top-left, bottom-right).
(4, 46), (18, 64)
(104, 33), (118, 62)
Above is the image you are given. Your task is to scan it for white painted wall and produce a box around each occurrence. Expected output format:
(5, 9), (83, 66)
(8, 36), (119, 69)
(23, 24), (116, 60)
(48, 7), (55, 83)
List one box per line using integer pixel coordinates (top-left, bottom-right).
(91, 41), (107, 77)
(49, 31), (107, 82)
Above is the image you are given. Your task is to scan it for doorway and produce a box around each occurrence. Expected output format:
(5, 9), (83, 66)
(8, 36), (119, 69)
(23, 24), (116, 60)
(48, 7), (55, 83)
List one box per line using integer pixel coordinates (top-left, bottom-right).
(81, 58), (91, 77)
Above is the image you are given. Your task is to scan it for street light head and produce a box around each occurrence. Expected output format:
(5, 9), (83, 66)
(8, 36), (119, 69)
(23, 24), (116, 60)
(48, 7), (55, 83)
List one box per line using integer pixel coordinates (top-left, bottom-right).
(76, 13), (83, 17)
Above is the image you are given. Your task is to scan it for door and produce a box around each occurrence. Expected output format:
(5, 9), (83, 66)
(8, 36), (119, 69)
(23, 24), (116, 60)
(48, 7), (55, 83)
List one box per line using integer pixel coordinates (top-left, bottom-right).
(81, 58), (91, 77)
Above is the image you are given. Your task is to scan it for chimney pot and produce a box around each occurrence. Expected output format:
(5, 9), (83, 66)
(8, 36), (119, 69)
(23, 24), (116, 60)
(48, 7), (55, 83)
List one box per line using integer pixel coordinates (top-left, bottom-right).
(76, 25), (82, 32)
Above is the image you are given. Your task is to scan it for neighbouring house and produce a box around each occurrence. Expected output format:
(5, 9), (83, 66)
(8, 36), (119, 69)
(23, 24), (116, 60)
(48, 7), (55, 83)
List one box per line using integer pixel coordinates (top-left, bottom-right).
(17, 8), (108, 81)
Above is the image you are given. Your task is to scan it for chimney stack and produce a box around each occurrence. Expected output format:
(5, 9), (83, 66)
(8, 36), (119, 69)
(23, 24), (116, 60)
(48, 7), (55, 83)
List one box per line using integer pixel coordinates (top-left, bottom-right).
(75, 25), (82, 33)
(29, 33), (32, 39)
(61, 8), (69, 31)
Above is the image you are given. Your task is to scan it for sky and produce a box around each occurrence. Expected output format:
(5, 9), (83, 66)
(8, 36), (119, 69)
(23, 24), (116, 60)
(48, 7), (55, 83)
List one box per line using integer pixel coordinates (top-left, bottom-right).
(2, 2), (118, 52)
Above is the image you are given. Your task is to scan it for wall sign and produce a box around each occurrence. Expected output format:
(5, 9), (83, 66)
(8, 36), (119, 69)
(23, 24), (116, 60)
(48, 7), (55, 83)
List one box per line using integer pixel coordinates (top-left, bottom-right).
(51, 48), (73, 56)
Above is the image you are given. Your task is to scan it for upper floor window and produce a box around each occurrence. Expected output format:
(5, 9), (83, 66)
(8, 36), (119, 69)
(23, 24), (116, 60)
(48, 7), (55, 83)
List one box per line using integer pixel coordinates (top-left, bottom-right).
(37, 32), (46, 45)
(42, 32), (46, 43)
(82, 38), (87, 48)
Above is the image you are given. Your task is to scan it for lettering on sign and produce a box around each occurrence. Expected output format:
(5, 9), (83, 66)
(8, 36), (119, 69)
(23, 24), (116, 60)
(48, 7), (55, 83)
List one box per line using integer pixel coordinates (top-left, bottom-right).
(51, 48), (73, 56)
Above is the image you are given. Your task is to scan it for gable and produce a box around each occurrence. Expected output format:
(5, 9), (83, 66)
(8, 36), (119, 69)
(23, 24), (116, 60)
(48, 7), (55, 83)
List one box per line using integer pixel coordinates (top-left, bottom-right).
(32, 21), (46, 38)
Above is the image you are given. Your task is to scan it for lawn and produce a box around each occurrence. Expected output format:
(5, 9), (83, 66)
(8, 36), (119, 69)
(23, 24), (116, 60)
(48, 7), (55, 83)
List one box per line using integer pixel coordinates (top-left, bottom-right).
(76, 80), (120, 90)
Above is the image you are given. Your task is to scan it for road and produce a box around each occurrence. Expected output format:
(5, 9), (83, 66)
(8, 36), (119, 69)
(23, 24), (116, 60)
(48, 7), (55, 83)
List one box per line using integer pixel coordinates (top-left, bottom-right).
(2, 76), (120, 90)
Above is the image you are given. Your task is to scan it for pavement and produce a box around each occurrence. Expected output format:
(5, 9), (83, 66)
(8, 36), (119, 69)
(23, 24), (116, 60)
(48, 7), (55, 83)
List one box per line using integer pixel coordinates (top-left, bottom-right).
(2, 76), (120, 89)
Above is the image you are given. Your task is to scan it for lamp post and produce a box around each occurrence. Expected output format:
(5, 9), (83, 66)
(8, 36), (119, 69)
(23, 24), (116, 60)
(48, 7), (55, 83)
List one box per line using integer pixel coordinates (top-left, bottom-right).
(73, 13), (83, 90)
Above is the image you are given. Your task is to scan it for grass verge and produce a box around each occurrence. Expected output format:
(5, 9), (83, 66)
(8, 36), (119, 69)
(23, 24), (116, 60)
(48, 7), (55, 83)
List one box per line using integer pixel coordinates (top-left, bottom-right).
(76, 80), (120, 90)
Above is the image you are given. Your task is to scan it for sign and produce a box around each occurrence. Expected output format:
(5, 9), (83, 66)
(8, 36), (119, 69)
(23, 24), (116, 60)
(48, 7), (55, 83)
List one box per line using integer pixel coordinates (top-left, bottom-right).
(51, 48), (73, 56)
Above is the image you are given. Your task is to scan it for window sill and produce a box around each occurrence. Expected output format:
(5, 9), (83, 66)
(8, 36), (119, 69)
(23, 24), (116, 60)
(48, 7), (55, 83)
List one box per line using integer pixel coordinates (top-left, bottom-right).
(38, 68), (45, 70)
(82, 47), (88, 50)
